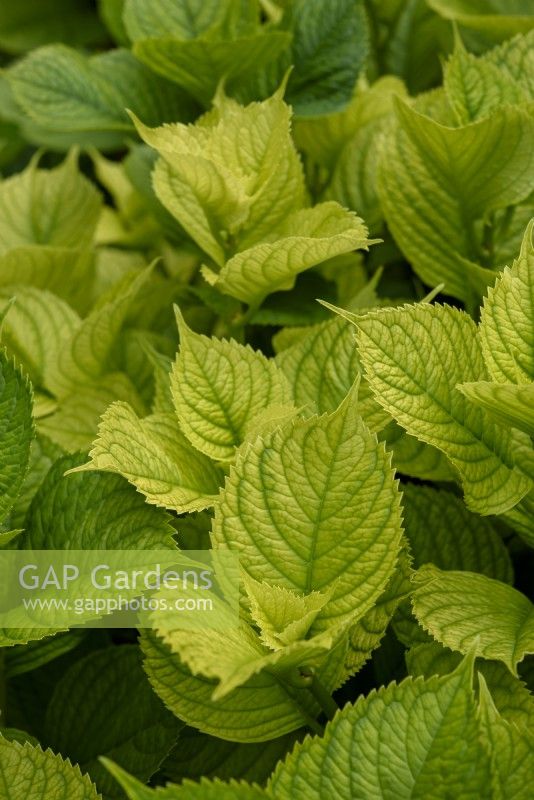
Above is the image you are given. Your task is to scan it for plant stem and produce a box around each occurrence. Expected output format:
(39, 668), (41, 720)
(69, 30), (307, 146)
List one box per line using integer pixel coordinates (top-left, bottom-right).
(310, 675), (339, 721)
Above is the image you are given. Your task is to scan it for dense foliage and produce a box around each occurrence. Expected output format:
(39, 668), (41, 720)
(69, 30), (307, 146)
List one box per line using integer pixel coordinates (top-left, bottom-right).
(0, 1), (533, 798)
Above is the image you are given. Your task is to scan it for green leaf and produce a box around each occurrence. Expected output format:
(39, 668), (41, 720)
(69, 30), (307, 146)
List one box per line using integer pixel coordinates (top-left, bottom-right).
(0, 152), (101, 255)
(134, 87), (305, 265)
(203, 203), (370, 307)
(104, 758), (267, 799)
(285, 0), (369, 117)
(276, 316), (389, 431)
(10, 434), (63, 529)
(478, 676), (534, 800)
(378, 100), (534, 304)
(0, 351), (33, 526)
(0, 247), (94, 313)
(427, 0), (534, 45)
(212, 388), (403, 631)
(77, 403), (223, 512)
(0, 0), (105, 54)
(402, 484), (513, 582)
(458, 381), (534, 437)
(5, 631), (84, 678)
(0, 736), (100, 799)
(132, 32), (292, 108)
(406, 641), (534, 732)
(7, 46), (194, 149)
(412, 564), (534, 674)
(444, 36), (527, 124)
(0, 287), (80, 390)
(44, 645), (181, 799)
(161, 728), (298, 786)
(268, 654), (491, 799)
(140, 628), (319, 742)
(98, 0), (129, 46)
(123, 0), (245, 40)
(356, 302), (532, 515)
(381, 421), (457, 482)
(171, 310), (291, 460)
(243, 575), (331, 649)
(21, 452), (175, 551)
(480, 219), (534, 383)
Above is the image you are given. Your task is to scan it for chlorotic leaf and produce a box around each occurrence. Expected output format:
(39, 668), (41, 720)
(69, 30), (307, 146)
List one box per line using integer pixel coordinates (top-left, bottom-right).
(212, 389), (403, 631)
(171, 310), (291, 461)
(458, 381), (534, 437)
(78, 402), (223, 512)
(0, 736), (100, 799)
(205, 203), (370, 307)
(480, 219), (534, 384)
(356, 303), (532, 515)
(268, 654), (491, 799)
(412, 565), (534, 674)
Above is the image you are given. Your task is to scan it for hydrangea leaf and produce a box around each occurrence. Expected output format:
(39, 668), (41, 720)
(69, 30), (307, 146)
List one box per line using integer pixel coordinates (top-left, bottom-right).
(132, 32), (291, 109)
(104, 758), (267, 800)
(46, 266), (152, 397)
(7, 46), (193, 148)
(402, 484), (513, 583)
(21, 452), (175, 551)
(204, 203), (370, 307)
(268, 654), (492, 799)
(160, 728), (299, 786)
(480, 219), (534, 384)
(381, 421), (456, 482)
(243, 574), (331, 650)
(485, 28), (534, 96)
(10, 433), (62, 529)
(0, 351), (33, 525)
(275, 316), (389, 431)
(124, 0), (258, 42)
(458, 381), (534, 437)
(44, 645), (181, 799)
(406, 641), (534, 733)
(478, 676), (534, 800)
(171, 310), (291, 461)
(378, 100), (534, 303)
(38, 374), (145, 454)
(427, 0), (534, 44)
(140, 628), (320, 743)
(212, 388), (403, 632)
(135, 87), (304, 265)
(285, 0), (369, 117)
(76, 402), (222, 512)
(0, 152), (101, 255)
(0, 0), (105, 54)
(0, 287), (80, 389)
(356, 303), (532, 515)
(444, 36), (527, 124)
(0, 737), (100, 800)
(412, 565), (534, 674)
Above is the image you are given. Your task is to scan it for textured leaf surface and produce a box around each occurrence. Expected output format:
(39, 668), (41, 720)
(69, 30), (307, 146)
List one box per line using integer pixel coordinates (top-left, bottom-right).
(8, 46), (192, 148)
(459, 381), (534, 437)
(0, 153), (101, 255)
(0, 351), (33, 525)
(285, 0), (369, 116)
(378, 100), (534, 303)
(135, 88), (305, 265)
(276, 316), (388, 431)
(402, 484), (513, 582)
(268, 655), (491, 799)
(0, 736), (100, 799)
(171, 312), (290, 460)
(213, 390), (403, 631)
(140, 629), (319, 743)
(412, 565), (534, 673)
(480, 219), (534, 383)
(205, 203), (369, 306)
(105, 759), (266, 799)
(44, 646), (181, 799)
(79, 403), (222, 512)
(357, 303), (531, 515)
